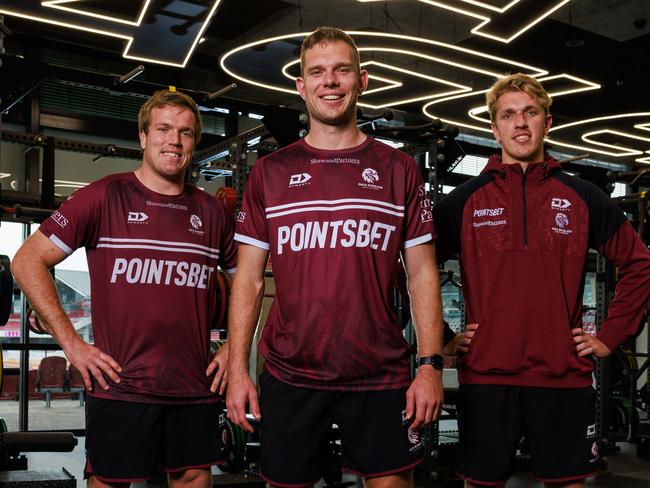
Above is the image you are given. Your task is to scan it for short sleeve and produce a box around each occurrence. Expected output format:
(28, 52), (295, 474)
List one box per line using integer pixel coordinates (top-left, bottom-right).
(403, 156), (435, 248)
(234, 162), (270, 250)
(38, 184), (102, 255)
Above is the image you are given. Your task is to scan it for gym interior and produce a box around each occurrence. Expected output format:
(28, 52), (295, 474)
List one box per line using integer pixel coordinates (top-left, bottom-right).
(1, 0), (650, 486)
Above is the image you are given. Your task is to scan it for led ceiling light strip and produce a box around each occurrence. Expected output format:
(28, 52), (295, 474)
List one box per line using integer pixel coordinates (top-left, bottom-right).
(458, 0), (520, 13)
(358, 0), (570, 43)
(123, 0), (221, 68)
(0, 0), (221, 67)
(424, 89), (495, 133)
(552, 113), (650, 132)
(544, 114), (650, 158)
(469, 0), (570, 43)
(425, 73), (600, 136)
(281, 59), (403, 96)
(467, 73), (601, 123)
(42, 0), (151, 26)
(0, 7), (134, 45)
(580, 130), (647, 157)
(360, 75), (403, 96)
(281, 57), (471, 109)
(584, 129), (650, 144)
(220, 30), (545, 106)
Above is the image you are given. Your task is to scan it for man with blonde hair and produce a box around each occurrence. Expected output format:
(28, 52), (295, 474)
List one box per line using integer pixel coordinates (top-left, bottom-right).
(227, 26), (444, 487)
(434, 73), (650, 487)
(12, 89), (236, 487)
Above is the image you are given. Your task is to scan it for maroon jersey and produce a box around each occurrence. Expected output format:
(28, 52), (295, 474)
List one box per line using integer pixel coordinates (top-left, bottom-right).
(40, 172), (237, 403)
(235, 137), (434, 391)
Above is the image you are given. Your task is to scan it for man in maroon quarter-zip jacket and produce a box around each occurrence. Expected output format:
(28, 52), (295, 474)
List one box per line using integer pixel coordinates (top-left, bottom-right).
(434, 73), (650, 488)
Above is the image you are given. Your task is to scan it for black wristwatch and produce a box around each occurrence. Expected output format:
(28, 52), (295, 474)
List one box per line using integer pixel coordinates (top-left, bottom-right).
(416, 354), (444, 371)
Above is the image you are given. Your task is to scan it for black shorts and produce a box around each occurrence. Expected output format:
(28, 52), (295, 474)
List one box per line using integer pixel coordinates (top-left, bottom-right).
(84, 396), (225, 482)
(259, 370), (423, 487)
(457, 385), (599, 485)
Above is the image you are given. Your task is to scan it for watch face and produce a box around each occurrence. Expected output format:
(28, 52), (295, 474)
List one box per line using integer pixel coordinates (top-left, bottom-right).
(432, 354), (444, 369)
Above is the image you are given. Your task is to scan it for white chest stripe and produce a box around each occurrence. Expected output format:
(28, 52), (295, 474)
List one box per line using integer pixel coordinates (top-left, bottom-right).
(267, 204), (404, 220)
(98, 237), (219, 260)
(266, 198), (404, 220)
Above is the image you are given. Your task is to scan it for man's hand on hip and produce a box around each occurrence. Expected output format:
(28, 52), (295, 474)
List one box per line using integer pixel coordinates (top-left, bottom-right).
(65, 338), (122, 392)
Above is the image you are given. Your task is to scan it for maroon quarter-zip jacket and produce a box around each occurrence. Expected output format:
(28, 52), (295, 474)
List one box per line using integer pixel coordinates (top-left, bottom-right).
(435, 155), (650, 388)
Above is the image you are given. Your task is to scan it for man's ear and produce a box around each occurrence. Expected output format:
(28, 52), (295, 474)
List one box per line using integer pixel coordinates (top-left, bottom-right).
(296, 77), (306, 100)
(545, 113), (553, 136)
(491, 123), (501, 144)
(358, 69), (369, 94)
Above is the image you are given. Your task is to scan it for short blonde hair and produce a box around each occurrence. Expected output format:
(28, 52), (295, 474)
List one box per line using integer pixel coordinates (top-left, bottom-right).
(486, 73), (552, 122)
(300, 27), (360, 76)
(138, 90), (202, 146)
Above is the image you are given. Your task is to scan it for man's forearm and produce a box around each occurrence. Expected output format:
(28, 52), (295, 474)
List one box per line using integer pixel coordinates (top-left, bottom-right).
(409, 278), (444, 356)
(11, 251), (81, 351)
(405, 245), (444, 356)
(228, 274), (265, 375)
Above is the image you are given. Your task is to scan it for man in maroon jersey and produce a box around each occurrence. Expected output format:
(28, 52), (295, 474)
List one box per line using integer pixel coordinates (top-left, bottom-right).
(434, 74), (650, 487)
(227, 27), (444, 487)
(12, 90), (237, 487)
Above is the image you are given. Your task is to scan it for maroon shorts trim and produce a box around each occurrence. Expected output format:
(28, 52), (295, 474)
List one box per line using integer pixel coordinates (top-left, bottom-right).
(85, 460), (151, 484)
(164, 460), (224, 474)
(88, 474), (152, 484)
(456, 472), (508, 487)
(343, 457), (423, 479)
(534, 470), (598, 484)
(259, 472), (319, 488)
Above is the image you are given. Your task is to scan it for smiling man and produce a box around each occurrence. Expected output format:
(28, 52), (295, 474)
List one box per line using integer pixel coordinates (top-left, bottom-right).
(434, 73), (650, 487)
(11, 90), (237, 487)
(227, 27), (444, 488)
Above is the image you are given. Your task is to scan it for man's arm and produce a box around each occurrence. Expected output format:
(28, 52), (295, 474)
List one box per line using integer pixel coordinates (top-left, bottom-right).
(206, 270), (236, 395)
(11, 232), (121, 391)
(442, 322), (479, 356)
(402, 242), (444, 430)
(574, 222), (650, 357)
(226, 244), (268, 433)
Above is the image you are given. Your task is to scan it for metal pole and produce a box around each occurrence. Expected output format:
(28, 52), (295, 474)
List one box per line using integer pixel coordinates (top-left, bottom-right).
(18, 223), (31, 432)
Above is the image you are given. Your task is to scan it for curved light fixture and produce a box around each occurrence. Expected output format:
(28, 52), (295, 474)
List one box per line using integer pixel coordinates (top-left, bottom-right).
(466, 74), (601, 125)
(42, 0), (150, 26)
(219, 30), (546, 109)
(357, 0), (570, 43)
(0, 0), (222, 67)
